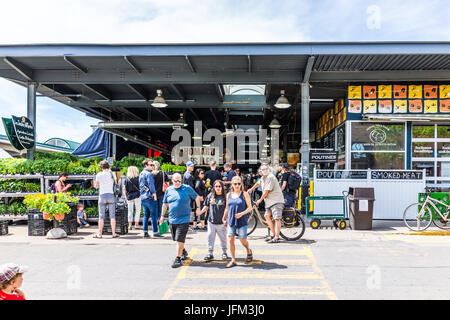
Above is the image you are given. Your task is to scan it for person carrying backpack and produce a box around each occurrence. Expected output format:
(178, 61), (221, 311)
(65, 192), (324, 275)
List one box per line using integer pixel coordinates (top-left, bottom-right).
(280, 163), (300, 209)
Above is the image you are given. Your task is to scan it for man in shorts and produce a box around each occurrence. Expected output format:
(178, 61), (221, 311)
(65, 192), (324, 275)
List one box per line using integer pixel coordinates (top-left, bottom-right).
(160, 173), (202, 268)
(255, 163), (285, 243)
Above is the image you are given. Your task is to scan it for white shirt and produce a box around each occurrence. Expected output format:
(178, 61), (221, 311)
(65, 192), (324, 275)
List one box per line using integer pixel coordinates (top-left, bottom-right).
(96, 170), (116, 195)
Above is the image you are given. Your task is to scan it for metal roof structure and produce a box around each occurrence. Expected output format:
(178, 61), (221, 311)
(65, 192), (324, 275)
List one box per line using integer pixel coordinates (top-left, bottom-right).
(0, 41), (449, 153)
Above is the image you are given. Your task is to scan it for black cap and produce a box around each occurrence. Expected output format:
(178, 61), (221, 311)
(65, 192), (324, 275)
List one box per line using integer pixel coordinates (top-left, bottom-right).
(282, 163), (290, 169)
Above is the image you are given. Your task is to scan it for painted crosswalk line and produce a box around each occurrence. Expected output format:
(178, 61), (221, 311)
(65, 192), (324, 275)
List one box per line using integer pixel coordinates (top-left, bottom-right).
(162, 246), (338, 300)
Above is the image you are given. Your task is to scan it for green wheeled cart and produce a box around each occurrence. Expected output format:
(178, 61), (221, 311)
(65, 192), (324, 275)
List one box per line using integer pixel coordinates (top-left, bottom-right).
(305, 193), (348, 230)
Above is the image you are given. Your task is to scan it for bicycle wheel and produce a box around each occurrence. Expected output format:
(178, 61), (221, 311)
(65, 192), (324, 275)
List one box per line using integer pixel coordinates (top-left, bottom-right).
(280, 211), (305, 241)
(247, 211), (258, 236)
(432, 215), (450, 230)
(403, 202), (433, 232)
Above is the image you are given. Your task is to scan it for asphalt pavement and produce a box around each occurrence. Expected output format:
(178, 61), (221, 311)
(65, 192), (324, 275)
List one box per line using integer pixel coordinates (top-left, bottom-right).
(1, 220), (450, 300)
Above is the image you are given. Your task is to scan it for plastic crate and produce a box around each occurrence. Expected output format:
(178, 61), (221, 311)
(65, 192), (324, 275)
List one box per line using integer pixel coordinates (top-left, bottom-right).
(27, 210), (53, 236)
(0, 220), (8, 235)
(102, 205), (128, 235)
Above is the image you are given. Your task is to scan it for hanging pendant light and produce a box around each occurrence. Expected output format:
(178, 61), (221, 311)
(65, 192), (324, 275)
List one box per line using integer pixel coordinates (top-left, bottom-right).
(269, 117), (282, 129)
(274, 90), (291, 109)
(151, 89), (168, 108)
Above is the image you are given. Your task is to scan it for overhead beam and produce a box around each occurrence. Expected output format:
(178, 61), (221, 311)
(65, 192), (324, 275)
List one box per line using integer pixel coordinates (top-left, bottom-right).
(63, 56), (88, 73)
(309, 70), (450, 82)
(83, 84), (112, 101)
(152, 107), (172, 121)
(303, 56), (315, 82)
(185, 55), (196, 73)
(170, 84), (186, 101)
(3, 57), (33, 81)
(123, 56), (141, 73)
(10, 70), (303, 84)
(216, 84), (224, 101)
(127, 83), (149, 100)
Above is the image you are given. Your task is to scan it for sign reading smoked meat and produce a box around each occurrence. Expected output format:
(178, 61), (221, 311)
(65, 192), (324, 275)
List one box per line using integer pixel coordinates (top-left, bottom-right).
(11, 116), (35, 149)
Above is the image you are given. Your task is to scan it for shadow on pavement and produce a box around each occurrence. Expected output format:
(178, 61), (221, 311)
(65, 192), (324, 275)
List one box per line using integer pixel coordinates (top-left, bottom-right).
(186, 258), (287, 270)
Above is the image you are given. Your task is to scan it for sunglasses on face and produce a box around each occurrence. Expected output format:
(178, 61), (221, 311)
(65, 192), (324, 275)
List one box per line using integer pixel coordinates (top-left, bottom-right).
(214, 185), (222, 188)
(173, 180), (181, 183)
(232, 183), (241, 186)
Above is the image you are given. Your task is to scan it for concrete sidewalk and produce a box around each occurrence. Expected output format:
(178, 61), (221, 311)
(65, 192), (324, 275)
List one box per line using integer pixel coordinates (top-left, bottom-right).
(0, 219), (442, 246)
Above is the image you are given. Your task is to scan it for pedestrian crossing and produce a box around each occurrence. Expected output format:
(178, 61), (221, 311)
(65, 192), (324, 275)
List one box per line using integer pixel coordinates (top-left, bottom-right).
(162, 246), (338, 300)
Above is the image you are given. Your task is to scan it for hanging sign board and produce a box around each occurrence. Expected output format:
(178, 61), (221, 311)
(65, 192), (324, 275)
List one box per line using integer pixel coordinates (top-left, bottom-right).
(11, 116), (35, 149)
(310, 151), (338, 163)
(2, 117), (24, 150)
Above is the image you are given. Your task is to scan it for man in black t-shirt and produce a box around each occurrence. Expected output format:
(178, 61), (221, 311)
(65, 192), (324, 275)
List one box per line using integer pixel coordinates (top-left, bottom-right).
(280, 163), (297, 208)
(204, 160), (222, 191)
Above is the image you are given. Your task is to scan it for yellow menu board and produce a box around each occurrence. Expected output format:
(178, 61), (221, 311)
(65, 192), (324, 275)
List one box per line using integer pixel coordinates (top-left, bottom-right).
(424, 100), (438, 113)
(440, 85), (450, 99)
(393, 100), (407, 113)
(363, 100), (377, 113)
(408, 85), (422, 99)
(378, 85), (392, 99)
(348, 86), (362, 99)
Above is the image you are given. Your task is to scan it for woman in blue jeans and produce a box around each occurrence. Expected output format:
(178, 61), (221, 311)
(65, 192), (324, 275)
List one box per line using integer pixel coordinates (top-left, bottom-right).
(222, 175), (253, 268)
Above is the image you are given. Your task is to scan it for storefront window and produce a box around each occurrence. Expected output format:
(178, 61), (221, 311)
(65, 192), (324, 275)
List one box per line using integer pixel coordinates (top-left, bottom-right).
(351, 152), (404, 170)
(336, 125), (345, 169)
(351, 123), (405, 151)
(412, 125), (435, 138)
(437, 162), (450, 177)
(437, 142), (450, 158)
(412, 142), (435, 157)
(412, 161), (434, 177)
(437, 126), (450, 138)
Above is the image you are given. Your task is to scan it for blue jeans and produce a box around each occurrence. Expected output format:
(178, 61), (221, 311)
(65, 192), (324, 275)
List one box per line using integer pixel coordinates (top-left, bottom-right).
(283, 192), (295, 208)
(156, 197), (164, 220)
(142, 198), (158, 234)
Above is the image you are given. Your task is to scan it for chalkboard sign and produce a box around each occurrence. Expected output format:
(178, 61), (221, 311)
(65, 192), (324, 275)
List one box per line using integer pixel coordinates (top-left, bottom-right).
(370, 171), (423, 180)
(310, 152), (338, 163)
(316, 170), (368, 180)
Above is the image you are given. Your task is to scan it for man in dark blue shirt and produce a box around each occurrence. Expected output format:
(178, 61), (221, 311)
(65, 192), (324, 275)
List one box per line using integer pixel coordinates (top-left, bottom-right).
(204, 160), (222, 190)
(222, 162), (235, 190)
(139, 159), (158, 238)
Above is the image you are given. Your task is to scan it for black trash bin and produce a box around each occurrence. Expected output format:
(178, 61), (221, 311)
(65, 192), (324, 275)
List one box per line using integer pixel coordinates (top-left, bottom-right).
(348, 187), (375, 230)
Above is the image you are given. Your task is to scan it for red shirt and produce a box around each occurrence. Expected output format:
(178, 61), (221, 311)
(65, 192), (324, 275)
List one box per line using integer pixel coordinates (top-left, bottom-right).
(0, 289), (25, 300)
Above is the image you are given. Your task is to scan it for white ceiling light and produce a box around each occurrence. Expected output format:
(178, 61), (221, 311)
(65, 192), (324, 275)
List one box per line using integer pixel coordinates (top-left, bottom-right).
(151, 89), (168, 108)
(274, 90), (291, 109)
(269, 118), (282, 129)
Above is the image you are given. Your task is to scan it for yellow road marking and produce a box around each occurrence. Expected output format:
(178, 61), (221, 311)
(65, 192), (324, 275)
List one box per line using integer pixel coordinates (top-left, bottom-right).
(167, 286), (333, 296)
(162, 247), (198, 300)
(189, 259), (312, 266)
(184, 272), (324, 279)
(303, 247), (338, 300)
(195, 248), (309, 256)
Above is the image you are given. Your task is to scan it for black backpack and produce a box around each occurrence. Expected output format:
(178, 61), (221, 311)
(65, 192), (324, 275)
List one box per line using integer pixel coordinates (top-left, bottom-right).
(287, 171), (301, 193)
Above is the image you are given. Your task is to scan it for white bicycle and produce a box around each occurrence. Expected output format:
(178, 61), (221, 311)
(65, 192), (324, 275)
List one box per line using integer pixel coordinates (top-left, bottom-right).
(403, 189), (450, 232)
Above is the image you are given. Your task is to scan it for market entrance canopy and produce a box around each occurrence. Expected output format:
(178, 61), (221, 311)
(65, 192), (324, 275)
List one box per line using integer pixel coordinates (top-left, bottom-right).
(0, 41), (449, 150)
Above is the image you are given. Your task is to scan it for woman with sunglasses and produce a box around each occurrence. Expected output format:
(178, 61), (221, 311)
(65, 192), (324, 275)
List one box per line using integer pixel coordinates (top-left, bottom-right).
(198, 180), (229, 261)
(222, 176), (253, 268)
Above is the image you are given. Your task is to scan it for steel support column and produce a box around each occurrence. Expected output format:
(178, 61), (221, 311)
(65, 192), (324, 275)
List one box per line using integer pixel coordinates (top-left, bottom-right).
(26, 82), (37, 160)
(300, 82), (310, 214)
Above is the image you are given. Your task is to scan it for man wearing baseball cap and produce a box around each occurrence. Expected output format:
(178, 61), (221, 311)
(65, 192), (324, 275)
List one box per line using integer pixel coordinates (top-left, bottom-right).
(0, 263), (28, 300)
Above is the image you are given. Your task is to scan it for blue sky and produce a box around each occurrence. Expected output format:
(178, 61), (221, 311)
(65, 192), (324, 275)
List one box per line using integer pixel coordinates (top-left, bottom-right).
(0, 0), (449, 144)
